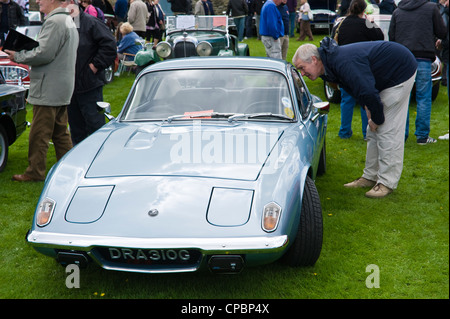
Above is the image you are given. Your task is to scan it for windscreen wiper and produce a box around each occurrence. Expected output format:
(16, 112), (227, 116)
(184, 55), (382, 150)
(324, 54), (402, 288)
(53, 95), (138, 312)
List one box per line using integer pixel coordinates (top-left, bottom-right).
(227, 113), (294, 122)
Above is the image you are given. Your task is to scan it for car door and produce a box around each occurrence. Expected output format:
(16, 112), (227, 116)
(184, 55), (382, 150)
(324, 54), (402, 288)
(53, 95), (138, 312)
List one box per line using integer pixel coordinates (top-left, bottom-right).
(290, 65), (325, 175)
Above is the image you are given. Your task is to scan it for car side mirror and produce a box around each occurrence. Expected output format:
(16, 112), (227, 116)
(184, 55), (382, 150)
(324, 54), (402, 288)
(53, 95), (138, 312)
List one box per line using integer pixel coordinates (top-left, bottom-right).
(96, 101), (114, 121)
(311, 101), (330, 122)
(314, 101), (330, 115)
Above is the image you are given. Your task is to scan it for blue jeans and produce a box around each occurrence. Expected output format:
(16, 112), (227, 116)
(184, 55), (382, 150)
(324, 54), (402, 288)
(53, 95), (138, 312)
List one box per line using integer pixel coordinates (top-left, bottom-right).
(234, 17), (245, 42)
(339, 88), (368, 139)
(405, 59), (432, 140)
(289, 12), (296, 37)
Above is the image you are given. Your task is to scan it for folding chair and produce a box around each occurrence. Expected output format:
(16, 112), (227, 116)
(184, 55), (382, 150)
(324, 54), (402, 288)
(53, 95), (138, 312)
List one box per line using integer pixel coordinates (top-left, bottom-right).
(115, 53), (137, 76)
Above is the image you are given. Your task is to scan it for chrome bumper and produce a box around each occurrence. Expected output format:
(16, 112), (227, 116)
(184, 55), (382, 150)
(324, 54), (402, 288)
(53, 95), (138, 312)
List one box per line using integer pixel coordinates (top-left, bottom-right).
(27, 231), (288, 253)
(27, 231), (289, 273)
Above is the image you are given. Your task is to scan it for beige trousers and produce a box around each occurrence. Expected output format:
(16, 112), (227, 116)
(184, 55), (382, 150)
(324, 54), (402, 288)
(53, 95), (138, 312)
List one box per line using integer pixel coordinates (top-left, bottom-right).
(362, 73), (416, 190)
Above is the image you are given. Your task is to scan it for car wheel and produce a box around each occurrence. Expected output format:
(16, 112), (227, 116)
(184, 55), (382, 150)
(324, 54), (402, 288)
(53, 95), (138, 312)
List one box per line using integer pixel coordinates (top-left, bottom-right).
(431, 82), (440, 101)
(317, 138), (326, 176)
(323, 81), (341, 104)
(283, 176), (323, 267)
(0, 125), (9, 172)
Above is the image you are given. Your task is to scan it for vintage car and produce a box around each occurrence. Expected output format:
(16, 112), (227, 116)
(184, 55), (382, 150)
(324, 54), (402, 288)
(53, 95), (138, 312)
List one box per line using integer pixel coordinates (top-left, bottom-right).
(134, 15), (250, 73)
(1, 11), (42, 88)
(0, 50), (30, 88)
(324, 13), (443, 103)
(297, 0), (338, 33)
(0, 70), (27, 172)
(26, 57), (328, 274)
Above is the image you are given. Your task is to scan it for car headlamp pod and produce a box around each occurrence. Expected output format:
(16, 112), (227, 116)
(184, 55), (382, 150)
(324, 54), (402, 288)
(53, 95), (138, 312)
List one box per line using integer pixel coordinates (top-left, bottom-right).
(196, 41), (212, 56)
(36, 197), (56, 227)
(155, 42), (172, 58)
(262, 202), (282, 232)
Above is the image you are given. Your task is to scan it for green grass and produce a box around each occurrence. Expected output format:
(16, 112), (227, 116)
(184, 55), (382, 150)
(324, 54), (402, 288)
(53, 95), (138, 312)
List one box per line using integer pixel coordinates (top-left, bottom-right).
(0, 36), (448, 299)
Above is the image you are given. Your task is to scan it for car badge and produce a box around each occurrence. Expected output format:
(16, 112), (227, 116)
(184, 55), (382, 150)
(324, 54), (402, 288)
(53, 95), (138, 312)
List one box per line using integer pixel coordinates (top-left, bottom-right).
(148, 209), (159, 217)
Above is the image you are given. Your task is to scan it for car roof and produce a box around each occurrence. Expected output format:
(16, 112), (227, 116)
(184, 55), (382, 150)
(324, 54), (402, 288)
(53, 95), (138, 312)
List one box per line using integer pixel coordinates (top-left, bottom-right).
(141, 57), (291, 75)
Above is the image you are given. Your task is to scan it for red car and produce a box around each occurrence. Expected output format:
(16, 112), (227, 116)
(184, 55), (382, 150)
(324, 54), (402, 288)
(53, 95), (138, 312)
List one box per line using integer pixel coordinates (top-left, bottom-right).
(0, 51), (30, 88)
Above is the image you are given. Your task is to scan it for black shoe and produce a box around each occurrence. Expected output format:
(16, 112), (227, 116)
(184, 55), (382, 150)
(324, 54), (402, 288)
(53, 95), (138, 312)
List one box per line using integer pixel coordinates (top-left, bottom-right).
(417, 136), (437, 145)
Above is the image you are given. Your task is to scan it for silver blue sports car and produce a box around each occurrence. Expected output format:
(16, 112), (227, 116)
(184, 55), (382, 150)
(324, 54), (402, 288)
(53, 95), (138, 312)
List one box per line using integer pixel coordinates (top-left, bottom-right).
(26, 57), (329, 274)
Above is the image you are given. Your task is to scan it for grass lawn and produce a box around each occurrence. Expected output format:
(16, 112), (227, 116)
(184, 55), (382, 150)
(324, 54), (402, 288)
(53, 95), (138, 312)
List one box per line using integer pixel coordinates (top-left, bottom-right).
(0, 35), (448, 300)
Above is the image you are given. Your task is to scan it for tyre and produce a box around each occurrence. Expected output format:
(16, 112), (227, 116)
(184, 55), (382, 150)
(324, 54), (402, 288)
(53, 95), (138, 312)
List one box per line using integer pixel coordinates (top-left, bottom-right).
(283, 176), (323, 267)
(323, 80), (341, 104)
(0, 125), (9, 172)
(431, 82), (440, 101)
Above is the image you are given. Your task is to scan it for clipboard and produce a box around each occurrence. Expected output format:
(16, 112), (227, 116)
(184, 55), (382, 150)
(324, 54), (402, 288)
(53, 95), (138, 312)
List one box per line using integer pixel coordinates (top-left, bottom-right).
(2, 28), (39, 51)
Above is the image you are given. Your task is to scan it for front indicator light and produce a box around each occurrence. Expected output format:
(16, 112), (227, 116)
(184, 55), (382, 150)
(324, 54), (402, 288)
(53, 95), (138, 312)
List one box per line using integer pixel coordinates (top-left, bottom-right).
(36, 198), (56, 227)
(196, 41), (212, 56)
(155, 42), (172, 58)
(262, 202), (282, 232)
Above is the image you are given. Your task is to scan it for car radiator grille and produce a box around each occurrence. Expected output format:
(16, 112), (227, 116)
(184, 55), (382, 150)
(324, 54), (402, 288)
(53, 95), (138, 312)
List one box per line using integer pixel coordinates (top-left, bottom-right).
(174, 41), (196, 58)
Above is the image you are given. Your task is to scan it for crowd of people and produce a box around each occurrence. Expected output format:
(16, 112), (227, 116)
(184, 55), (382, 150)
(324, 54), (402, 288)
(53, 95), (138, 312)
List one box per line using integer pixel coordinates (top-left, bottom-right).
(1, 0), (448, 201)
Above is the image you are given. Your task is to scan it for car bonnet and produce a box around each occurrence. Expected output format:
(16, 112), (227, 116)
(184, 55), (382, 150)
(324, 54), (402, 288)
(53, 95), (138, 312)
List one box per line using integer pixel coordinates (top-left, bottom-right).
(85, 123), (286, 181)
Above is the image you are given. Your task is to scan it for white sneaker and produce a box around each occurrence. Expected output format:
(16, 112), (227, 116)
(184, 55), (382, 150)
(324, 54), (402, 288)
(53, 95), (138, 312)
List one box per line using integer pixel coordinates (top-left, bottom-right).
(438, 133), (449, 140)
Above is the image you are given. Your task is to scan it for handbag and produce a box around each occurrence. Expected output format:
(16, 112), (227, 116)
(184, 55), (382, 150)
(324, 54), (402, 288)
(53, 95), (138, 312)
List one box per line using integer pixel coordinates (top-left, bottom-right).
(333, 17), (346, 44)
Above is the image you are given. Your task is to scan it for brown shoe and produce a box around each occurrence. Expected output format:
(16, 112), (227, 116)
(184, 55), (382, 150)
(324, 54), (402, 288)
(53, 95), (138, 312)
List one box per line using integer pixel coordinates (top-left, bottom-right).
(365, 183), (393, 198)
(11, 174), (42, 182)
(344, 177), (376, 188)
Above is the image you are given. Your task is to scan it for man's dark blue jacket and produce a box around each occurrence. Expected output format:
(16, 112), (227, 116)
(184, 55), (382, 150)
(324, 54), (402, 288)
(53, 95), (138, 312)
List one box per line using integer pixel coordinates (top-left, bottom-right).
(319, 37), (417, 125)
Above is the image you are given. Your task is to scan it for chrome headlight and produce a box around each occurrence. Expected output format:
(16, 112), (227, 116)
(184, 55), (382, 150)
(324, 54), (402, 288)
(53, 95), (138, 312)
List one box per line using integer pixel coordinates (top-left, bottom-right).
(196, 41), (212, 56)
(36, 197), (56, 227)
(431, 56), (442, 77)
(155, 41), (172, 58)
(262, 202), (282, 232)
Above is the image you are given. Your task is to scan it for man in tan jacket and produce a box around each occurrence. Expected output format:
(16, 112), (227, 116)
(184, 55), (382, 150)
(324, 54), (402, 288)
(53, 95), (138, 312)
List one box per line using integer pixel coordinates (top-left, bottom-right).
(5, 0), (79, 182)
(128, 0), (149, 38)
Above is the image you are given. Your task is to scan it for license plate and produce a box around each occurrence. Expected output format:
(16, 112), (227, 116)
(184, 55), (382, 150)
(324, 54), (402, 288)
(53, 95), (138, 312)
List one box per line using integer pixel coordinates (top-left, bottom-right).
(314, 23), (328, 29)
(97, 247), (202, 265)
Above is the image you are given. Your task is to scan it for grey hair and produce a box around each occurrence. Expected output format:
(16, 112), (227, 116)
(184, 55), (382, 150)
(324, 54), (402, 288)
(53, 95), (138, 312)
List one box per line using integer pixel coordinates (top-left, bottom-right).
(292, 43), (321, 65)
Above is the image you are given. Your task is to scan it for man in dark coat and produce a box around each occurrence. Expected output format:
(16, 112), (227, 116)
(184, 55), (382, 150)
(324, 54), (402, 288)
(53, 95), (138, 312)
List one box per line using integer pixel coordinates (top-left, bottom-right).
(65, 0), (117, 145)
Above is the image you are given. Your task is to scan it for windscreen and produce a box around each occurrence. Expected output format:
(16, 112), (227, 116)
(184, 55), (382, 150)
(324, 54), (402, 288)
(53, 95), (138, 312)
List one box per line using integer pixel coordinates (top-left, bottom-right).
(121, 68), (295, 122)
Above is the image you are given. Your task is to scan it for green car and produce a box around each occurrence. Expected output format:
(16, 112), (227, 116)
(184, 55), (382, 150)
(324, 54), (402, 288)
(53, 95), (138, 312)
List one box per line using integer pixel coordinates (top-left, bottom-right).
(135, 15), (250, 72)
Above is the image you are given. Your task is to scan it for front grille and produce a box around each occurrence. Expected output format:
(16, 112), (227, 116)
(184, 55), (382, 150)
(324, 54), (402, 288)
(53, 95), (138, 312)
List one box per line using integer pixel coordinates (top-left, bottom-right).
(174, 41), (196, 58)
(0, 66), (29, 85)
